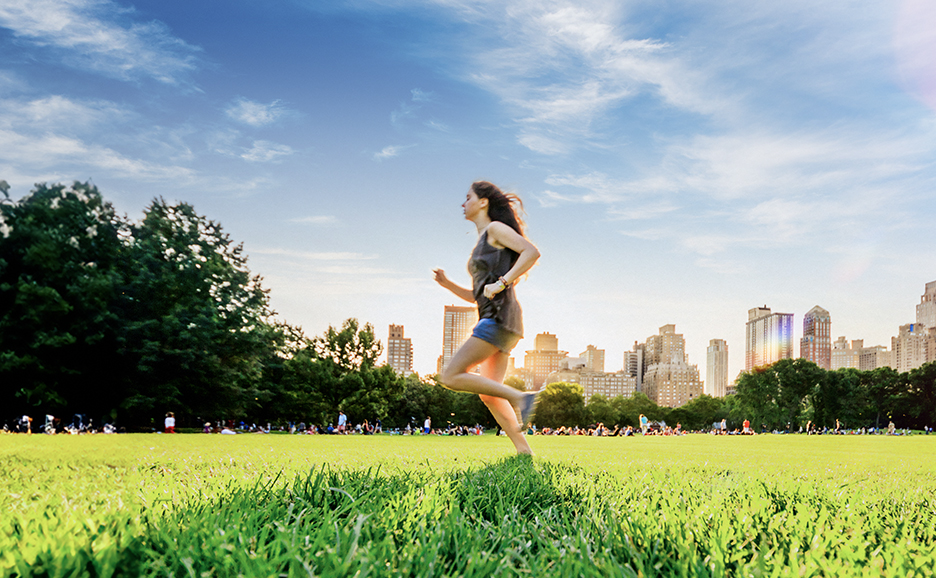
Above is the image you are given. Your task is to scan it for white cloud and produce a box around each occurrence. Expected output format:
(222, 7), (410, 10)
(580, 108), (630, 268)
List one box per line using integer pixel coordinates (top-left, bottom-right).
(0, 127), (193, 180)
(411, 87), (435, 102)
(250, 248), (378, 261)
(373, 144), (414, 160)
(240, 140), (294, 163)
(0, 95), (131, 130)
(288, 215), (338, 225)
(225, 98), (288, 127)
(0, 0), (200, 84)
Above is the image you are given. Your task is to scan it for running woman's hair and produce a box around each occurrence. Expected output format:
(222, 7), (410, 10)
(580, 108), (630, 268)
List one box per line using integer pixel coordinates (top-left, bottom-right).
(471, 181), (527, 237)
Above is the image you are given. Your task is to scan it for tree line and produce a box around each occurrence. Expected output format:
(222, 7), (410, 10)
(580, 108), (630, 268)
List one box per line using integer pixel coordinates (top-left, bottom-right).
(2, 183), (933, 432)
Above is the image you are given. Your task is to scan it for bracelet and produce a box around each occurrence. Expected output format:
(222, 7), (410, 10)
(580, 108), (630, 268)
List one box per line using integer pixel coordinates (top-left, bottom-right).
(498, 276), (510, 288)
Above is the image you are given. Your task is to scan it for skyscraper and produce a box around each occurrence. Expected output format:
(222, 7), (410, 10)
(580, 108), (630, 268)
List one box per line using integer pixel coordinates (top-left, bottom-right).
(800, 305), (831, 369)
(387, 324), (413, 377)
(639, 325), (703, 408)
(745, 306), (793, 371)
(917, 280), (936, 329)
(623, 347), (643, 391)
(891, 323), (931, 373)
(523, 332), (568, 388)
(580, 344), (605, 372)
(706, 339), (728, 397)
(436, 305), (478, 374)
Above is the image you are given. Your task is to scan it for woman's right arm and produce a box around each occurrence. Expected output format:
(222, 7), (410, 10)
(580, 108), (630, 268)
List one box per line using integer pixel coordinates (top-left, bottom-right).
(433, 268), (475, 303)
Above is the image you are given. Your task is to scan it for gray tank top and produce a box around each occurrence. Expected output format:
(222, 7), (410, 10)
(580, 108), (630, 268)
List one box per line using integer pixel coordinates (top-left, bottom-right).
(469, 229), (523, 337)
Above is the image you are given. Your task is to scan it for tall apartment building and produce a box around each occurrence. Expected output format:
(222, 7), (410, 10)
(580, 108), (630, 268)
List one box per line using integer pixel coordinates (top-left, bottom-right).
(546, 358), (637, 400)
(859, 344), (892, 371)
(891, 323), (932, 373)
(387, 324), (413, 377)
(706, 339), (728, 397)
(624, 344), (644, 391)
(642, 362), (703, 408)
(580, 345), (605, 372)
(745, 306), (793, 371)
(800, 306), (831, 369)
(917, 280), (936, 329)
(523, 332), (568, 388)
(436, 305), (478, 374)
(639, 325), (703, 407)
(831, 337), (862, 370)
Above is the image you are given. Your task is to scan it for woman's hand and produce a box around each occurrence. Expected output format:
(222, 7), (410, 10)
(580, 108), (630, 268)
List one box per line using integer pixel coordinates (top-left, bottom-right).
(483, 280), (505, 300)
(432, 268), (450, 287)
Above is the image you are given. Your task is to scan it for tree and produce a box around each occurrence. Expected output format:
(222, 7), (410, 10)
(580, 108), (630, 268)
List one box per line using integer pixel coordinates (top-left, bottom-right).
(117, 199), (274, 426)
(905, 362), (936, 428)
(670, 394), (724, 431)
(613, 392), (666, 428)
(305, 318), (403, 425)
(0, 182), (126, 420)
(534, 382), (585, 427)
(585, 394), (617, 426)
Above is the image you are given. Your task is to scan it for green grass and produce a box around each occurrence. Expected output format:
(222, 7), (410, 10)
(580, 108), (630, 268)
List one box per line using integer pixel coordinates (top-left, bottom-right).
(1, 434), (935, 577)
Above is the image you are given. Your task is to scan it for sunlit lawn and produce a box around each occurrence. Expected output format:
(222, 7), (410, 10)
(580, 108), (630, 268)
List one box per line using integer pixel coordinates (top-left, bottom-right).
(2, 433), (934, 577)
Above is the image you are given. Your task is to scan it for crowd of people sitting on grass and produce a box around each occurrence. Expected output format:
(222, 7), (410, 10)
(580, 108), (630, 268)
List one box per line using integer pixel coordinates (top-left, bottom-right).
(5, 412), (929, 437)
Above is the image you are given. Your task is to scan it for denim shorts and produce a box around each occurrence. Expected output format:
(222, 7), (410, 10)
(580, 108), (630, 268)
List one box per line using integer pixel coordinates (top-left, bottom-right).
(471, 318), (521, 353)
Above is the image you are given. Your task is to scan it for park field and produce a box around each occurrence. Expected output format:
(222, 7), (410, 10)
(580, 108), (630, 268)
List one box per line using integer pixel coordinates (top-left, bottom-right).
(2, 434), (935, 577)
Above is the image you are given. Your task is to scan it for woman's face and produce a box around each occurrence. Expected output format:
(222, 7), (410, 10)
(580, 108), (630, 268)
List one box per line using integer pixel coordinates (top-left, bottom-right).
(462, 189), (487, 220)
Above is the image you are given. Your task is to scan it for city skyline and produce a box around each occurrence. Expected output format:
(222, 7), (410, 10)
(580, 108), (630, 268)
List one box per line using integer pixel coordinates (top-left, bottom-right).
(391, 278), (936, 385)
(1, 1), (935, 384)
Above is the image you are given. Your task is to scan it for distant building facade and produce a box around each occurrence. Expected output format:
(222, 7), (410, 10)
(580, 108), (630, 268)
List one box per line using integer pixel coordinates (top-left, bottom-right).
(639, 325), (703, 407)
(624, 345), (644, 391)
(917, 280), (936, 330)
(580, 345), (605, 373)
(800, 305), (831, 369)
(745, 306), (793, 371)
(831, 337), (862, 370)
(387, 324), (413, 376)
(706, 339), (728, 397)
(546, 358), (636, 401)
(436, 305), (478, 374)
(891, 323), (932, 373)
(859, 344), (892, 371)
(523, 332), (568, 389)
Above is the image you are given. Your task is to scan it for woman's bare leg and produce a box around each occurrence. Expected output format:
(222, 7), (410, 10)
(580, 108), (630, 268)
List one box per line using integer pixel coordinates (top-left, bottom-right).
(477, 352), (532, 455)
(440, 337), (526, 405)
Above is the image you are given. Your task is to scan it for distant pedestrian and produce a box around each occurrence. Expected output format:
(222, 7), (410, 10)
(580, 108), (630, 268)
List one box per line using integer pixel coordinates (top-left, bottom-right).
(337, 411), (347, 434)
(424, 416), (431, 435)
(164, 412), (176, 433)
(743, 419), (751, 434)
(639, 414), (648, 435)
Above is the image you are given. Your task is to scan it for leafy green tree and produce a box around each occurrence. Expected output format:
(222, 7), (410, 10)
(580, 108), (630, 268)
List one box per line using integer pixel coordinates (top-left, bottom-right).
(862, 366), (904, 429)
(585, 394), (617, 426)
(774, 358), (825, 429)
(0, 182), (126, 420)
(117, 199), (274, 425)
(905, 362), (936, 428)
(306, 318), (403, 424)
(735, 365), (783, 429)
(612, 392), (666, 427)
(812, 368), (863, 428)
(534, 382), (585, 427)
(670, 394), (724, 431)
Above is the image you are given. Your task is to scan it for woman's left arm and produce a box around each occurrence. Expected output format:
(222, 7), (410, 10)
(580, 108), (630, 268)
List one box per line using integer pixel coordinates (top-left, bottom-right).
(483, 222), (540, 298)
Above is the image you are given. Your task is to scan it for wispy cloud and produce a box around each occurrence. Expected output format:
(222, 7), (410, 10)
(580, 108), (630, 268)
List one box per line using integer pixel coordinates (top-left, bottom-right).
(225, 97), (289, 127)
(288, 215), (338, 225)
(373, 144), (413, 161)
(0, 0), (200, 84)
(240, 140), (294, 162)
(250, 248), (378, 261)
(411, 88), (434, 102)
(0, 127), (193, 181)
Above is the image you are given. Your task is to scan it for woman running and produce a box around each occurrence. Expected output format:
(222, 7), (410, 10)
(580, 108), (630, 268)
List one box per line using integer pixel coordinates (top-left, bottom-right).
(434, 181), (541, 455)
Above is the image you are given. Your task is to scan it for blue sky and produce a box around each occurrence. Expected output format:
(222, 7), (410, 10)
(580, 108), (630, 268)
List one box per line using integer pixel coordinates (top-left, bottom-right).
(2, 0), (935, 383)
